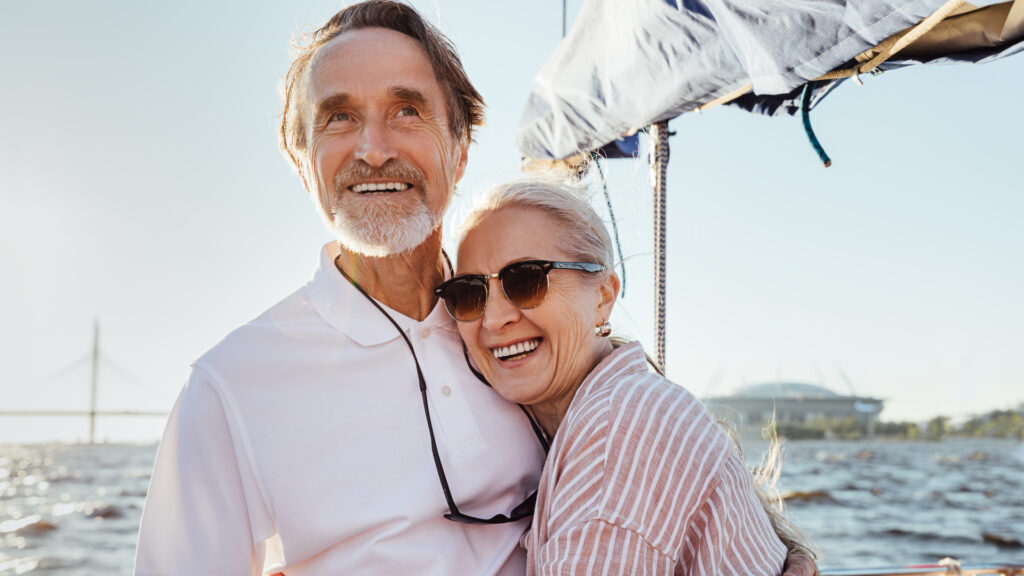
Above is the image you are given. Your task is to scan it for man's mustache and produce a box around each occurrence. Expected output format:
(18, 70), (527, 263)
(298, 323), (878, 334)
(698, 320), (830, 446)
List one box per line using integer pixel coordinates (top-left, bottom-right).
(334, 160), (427, 194)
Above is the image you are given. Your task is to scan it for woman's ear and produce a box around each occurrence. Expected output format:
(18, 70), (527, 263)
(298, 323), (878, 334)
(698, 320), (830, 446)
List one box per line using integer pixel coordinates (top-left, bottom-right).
(596, 272), (620, 320)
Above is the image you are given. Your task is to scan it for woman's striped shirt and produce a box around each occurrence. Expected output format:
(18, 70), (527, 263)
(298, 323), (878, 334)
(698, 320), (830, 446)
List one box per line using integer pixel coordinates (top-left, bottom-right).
(525, 341), (786, 575)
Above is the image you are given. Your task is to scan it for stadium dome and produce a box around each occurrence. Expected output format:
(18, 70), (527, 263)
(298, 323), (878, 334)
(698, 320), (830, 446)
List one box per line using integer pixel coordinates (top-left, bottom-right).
(706, 381), (884, 438)
(730, 382), (840, 399)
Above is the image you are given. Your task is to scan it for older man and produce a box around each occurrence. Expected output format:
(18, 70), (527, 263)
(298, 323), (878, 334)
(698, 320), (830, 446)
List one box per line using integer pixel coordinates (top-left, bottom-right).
(135, 2), (818, 575)
(135, 3), (545, 575)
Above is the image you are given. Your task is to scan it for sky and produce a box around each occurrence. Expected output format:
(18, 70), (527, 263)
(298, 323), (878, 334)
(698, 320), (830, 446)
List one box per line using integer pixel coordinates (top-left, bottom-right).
(1, 1), (1022, 443)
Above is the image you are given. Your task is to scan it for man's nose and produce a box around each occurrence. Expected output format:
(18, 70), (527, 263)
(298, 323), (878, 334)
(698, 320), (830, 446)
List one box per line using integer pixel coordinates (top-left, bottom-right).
(354, 120), (397, 167)
(480, 278), (521, 332)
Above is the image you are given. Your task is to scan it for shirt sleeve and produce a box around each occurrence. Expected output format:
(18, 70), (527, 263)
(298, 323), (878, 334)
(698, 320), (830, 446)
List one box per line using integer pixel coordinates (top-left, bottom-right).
(533, 456), (786, 576)
(532, 380), (731, 574)
(534, 519), (676, 575)
(134, 365), (262, 576)
(680, 455), (787, 576)
(530, 375), (785, 575)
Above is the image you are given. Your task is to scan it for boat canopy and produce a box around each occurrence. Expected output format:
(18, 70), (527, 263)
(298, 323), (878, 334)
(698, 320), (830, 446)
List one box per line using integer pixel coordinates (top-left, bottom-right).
(516, 0), (1024, 162)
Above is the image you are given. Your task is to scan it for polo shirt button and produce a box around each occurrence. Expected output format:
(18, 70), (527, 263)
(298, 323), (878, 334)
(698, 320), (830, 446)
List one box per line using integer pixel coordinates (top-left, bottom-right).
(421, 328), (431, 339)
(441, 385), (452, 397)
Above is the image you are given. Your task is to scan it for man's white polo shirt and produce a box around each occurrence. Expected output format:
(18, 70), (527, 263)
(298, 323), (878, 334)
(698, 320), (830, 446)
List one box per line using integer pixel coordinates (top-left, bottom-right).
(135, 242), (546, 576)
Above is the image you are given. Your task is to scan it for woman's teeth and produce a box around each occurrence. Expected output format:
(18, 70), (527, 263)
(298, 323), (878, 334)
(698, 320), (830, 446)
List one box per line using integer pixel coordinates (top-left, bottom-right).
(351, 182), (410, 193)
(493, 338), (540, 361)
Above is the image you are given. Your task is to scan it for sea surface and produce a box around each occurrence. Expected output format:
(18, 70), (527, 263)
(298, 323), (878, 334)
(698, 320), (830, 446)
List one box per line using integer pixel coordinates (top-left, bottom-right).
(0, 439), (1022, 575)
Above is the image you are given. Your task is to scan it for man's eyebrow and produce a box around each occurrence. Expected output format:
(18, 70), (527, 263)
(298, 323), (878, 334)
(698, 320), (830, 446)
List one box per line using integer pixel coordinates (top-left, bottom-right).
(313, 88), (428, 123)
(390, 86), (428, 107)
(314, 93), (351, 122)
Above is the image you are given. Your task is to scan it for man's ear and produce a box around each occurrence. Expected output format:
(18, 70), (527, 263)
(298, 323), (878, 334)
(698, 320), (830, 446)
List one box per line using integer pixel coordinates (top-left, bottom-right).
(453, 139), (469, 185)
(298, 155), (316, 196)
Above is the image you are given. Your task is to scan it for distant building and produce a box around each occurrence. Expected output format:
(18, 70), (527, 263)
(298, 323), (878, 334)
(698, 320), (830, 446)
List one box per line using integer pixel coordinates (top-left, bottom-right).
(703, 382), (884, 437)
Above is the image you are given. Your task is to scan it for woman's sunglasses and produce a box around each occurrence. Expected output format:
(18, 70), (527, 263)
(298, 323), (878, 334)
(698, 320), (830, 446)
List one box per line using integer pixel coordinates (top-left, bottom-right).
(435, 259), (605, 322)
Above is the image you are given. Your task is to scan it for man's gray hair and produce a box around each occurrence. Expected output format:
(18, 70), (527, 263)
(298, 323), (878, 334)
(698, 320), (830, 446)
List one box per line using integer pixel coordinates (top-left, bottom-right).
(279, 0), (484, 191)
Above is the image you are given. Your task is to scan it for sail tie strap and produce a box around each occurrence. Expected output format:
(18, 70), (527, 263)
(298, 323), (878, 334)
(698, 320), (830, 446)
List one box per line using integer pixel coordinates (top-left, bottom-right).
(800, 82), (832, 167)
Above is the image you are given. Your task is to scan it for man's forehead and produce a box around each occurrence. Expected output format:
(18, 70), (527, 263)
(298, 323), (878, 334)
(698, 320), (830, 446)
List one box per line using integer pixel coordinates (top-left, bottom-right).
(308, 27), (440, 101)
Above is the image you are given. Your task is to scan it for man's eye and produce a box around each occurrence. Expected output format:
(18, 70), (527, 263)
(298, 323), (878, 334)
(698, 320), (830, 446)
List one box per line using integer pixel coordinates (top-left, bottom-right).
(330, 112), (351, 122)
(396, 106), (419, 117)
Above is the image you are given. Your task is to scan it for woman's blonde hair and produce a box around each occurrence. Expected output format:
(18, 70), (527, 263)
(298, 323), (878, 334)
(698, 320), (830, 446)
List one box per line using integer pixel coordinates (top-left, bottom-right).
(459, 175), (615, 283)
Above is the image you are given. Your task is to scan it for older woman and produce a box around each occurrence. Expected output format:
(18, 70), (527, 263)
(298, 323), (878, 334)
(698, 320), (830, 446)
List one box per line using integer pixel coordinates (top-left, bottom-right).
(436, 177), (814, 575)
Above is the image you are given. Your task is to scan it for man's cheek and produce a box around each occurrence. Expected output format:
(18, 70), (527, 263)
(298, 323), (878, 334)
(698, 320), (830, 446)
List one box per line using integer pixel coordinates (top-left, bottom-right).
(306, 139), (335, 218)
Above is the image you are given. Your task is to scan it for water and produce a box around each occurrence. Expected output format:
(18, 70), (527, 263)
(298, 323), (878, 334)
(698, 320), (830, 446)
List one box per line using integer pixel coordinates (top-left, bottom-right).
(0, 439), (1021, 575)
(742, 438), (1024, 568)
(0, 444), (152, 575)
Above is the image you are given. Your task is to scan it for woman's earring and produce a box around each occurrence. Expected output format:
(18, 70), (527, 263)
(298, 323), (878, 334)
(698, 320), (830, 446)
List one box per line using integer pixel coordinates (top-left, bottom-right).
(595, 321), (612, 337)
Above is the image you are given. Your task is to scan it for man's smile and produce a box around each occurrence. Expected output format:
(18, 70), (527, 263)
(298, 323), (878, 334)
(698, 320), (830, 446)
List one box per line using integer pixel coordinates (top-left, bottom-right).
(350, 181), (411, 193)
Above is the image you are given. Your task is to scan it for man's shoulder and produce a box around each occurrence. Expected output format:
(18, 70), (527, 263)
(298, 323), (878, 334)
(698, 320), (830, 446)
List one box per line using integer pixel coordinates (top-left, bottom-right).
(194, 282), (331, 376)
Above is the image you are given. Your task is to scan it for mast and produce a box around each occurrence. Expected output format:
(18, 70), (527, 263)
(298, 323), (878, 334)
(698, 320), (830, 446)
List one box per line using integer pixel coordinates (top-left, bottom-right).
(89, 318), (99, 444)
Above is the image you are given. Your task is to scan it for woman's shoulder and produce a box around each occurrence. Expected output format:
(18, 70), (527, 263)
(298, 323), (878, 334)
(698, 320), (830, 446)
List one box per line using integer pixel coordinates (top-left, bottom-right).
(568, 342), (731, 461)
(608, 371), (728, 452)
(557, 344), (739, 551)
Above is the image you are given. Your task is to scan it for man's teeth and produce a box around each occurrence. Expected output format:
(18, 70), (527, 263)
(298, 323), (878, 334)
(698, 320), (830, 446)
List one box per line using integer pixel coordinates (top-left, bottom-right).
(492, 339), (540, 360)
(350, 182), (410, 193)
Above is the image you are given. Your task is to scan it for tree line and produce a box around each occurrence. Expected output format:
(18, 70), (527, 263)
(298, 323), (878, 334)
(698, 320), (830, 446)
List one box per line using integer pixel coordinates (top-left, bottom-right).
(771, 407), (1024, 441)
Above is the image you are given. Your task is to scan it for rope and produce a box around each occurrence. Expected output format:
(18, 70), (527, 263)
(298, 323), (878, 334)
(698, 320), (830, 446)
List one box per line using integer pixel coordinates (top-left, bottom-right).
(815, 0), (964, 82)
(800, 82), (832, 167)
(692, 0), (963, 111)
(594, 158), (627, 297)
(796, 0), (964, 167)
(696, 83), (753, 112)
(562, 0), (567, 38)
(648, 121), (670, 374)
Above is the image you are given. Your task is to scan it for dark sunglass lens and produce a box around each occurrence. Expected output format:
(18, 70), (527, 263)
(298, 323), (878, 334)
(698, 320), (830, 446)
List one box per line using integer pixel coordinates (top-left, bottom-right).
(445, 278), (487, 321)
(502, 263), (547, 309)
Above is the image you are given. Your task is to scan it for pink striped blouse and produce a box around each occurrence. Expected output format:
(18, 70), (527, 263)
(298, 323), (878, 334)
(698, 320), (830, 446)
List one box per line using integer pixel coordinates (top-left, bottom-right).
(525, 342), (786, 575)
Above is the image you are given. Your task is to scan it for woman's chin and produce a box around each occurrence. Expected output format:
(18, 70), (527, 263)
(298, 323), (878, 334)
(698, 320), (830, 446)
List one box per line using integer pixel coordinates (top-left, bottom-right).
(488, 366), (546, 407)
(473, 341), (552, 405)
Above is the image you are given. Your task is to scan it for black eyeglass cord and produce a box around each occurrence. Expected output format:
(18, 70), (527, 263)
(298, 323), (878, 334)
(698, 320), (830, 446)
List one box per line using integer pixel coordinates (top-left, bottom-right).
(335, 251), (547, 524)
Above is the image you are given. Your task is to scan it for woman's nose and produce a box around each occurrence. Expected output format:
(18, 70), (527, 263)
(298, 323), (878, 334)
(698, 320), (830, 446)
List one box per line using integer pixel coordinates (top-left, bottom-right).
(480, 278), (521, 332)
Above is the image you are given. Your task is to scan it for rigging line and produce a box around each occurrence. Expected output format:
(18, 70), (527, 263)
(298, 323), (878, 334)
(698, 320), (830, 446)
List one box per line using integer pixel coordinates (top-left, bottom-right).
(593, 158), (627, 298)
(4, 354), (91, 399)
(562, 0), (567, 38)
(432, 0), (442, 29)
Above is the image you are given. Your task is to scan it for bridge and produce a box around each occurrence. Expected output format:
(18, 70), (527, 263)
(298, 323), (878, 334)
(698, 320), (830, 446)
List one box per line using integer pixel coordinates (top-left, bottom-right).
(0, 320), (167, 443)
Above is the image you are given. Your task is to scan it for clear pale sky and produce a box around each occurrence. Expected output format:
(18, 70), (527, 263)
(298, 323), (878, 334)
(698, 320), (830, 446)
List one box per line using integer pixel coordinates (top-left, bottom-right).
(2, 1), (1022, 443)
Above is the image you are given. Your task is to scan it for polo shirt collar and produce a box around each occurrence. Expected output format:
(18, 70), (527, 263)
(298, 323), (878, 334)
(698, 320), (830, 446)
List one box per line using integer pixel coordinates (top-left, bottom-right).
(305, 242), (454, 347)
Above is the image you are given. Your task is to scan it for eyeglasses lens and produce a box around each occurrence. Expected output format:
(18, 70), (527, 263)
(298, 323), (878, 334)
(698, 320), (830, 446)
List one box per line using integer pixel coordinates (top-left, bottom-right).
(502, 263), (547, 309)
(445, 277), (488, 321)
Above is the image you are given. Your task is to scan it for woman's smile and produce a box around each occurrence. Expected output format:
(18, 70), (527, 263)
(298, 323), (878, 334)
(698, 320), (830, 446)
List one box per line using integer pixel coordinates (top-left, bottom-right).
(490, 337), (543, 362)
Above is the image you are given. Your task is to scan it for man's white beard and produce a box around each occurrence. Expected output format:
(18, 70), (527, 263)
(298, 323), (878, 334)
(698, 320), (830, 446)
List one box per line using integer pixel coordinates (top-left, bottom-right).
(328, 191), (442, 258)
